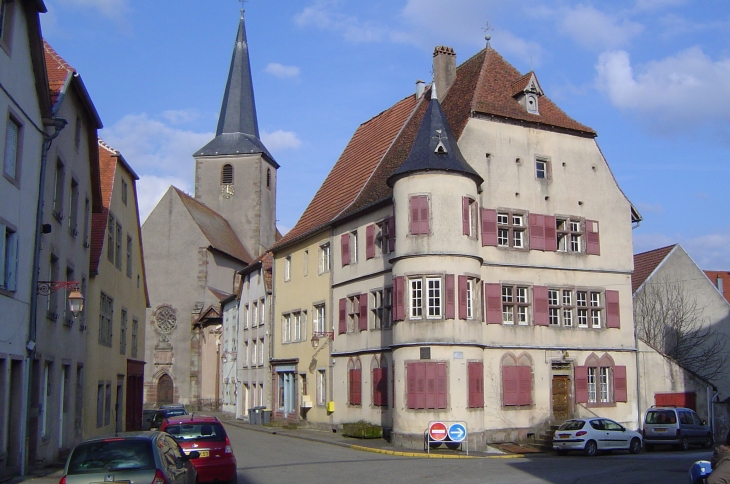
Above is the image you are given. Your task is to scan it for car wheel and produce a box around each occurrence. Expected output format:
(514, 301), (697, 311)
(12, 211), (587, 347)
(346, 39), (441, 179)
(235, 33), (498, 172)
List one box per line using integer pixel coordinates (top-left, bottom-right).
(629, 438), (642, 454)
(704, 434), (714, 449)
(644, 443), (654, 452)
(583, 440), (598, 457)
(679, 437), (690, 451)
(556, 449), (568, 456)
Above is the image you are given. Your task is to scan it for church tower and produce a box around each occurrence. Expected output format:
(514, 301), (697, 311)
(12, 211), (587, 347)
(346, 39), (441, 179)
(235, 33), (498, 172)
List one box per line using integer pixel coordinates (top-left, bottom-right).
(193, 11), (278, 258)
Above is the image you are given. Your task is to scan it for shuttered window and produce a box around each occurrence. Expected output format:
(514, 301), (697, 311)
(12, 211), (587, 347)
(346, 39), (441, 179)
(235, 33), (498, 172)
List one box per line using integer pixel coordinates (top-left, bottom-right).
(388, 216), (395, 251)
(576, 363), (626, 404)
(338, 298), (347, 334)
(481, 209), (497, 246)
(445, 275), (455, 319)
(366, 224), (375, 259)
(409, 195), (429, 235)
(4, 116), (20, 179)
(484, 283), (502, 324)
(359, 293), (368, 331)
(406, 362), (447, 410)
(585, 220), (600, 255)
(468, 362), (484, 408)
(349, 367), (362, 405)
(605, 290), (620, 328)
(372, 367), (387, 407)
(458, 275), (468, 320)
(341, 233), (350, 266)
(502, 365), (532, 406)
(393, 276), (405, 321)
(529, 213), (557, 251)
(532, 286), (549, 326)
(221, 164), (233, 185)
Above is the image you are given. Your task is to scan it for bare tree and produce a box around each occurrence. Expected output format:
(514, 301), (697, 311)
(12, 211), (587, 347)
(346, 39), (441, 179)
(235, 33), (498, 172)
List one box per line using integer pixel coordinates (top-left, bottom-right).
(634, 274), (729, 382)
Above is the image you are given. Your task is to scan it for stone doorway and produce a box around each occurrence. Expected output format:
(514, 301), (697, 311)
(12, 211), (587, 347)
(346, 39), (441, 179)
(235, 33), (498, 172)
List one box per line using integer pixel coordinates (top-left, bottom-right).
(552, 375), (570, 421)
(157, 374), (173, 405)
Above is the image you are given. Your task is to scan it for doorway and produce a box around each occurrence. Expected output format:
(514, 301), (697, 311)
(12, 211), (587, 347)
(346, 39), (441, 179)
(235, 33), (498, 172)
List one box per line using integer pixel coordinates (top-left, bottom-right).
(157, 374), (173, 405)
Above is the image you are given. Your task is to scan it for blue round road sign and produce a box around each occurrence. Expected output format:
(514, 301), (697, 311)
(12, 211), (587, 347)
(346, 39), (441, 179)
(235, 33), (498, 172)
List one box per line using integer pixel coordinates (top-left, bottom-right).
(448, 423), (467, 442)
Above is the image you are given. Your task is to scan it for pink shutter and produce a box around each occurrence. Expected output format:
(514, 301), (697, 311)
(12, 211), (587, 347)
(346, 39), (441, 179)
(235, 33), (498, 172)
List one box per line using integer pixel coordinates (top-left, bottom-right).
(393, 276), (404, 321)
(529, 213), (545, 251)
(485, 283), (502, 324)
(425, 363), (436, 409)
(575, 366), (588, 403)
(338, 298), (347, 334)
(518, 366), (532, 406)
(437, 363), (447, 409)
(350, 368), (362, 405)
(445, 275), (455, 319)
(606, 290), (620, 328)
(502, 366), (518, 406)
(417, 196), (429, 234)
(366, 224), (375, 259)
(341, 233), (350, 266)
(481, 281), (485, 322)
(406, 363), (416, 409)
(469, 362), (484, 408)
(533, 285), (549, 326)
(462, 197), (470, 235)
(614, 366), (627, 402)
(458, 275), (467, 320)
(585, 220), (600, 255)
(481, 208), (497, 246)
(372, 368), (380, 406)
(409, 196), (419, 234)
(544, 215), (557, 251)
(415, 363), (426, 409)
(388, 215), (396, 252)
(359, 294), (368, 331)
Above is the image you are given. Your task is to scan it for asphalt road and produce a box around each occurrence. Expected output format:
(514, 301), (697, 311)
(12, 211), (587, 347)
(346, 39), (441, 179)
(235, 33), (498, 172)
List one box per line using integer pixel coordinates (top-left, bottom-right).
(227, 425), (713, 484)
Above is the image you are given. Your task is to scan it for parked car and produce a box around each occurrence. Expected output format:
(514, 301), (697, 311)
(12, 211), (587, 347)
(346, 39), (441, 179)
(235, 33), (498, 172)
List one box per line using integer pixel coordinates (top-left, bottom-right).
(59, 432), (199, 484)
(643, 406), (714, 451)
(148, 406), (189, 430)
(142, 409), (157, 431)
(160, 415), (237, 484)
(553, 418), (643, 456)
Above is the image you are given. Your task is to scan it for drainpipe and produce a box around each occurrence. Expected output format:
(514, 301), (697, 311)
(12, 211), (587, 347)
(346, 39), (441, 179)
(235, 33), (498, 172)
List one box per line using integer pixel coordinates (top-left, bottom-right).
(22, 116), (68, 475)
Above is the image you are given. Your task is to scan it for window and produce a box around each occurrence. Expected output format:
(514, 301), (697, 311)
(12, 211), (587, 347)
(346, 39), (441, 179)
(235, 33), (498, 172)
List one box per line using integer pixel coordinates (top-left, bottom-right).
(74, 115), (81, 150)
(107, 213), (115, 262)
(409, 195), (430, 235)
(252, 340), (257, 365)
(371, 288), (392, 329)
(115, 222), (122, 270)
(121, 179), (128, 206)
(406, 362), (447, 409)
(4, 116), (20, 180)
(408, 277), (442, 320)
(131, 318), (138, 358)
(347, 295), (360, 332)
(0, 0), (10, 47)
(221, 164), (233, 185)
(258, 339), (264, 366)
(577, 291), (588, 328)
(557, 218), (582, 253)
(465, 278), (474, 320)
(348, 358), (362, 406)
(282, 313), (291, 343)
(243, 342), (249, 367)
(243, 304), (249, 329)
(575, 354), (627, 405)
(303, 250), (308, 276)
(536, 159), (548, 179)
(259, 298), (265, 326)
(497, 211), (526, 249)
(52, 159), (65, 221)
(47, 254), (59, 319)
(96, 384), (104, 428)
(372, 357), (388, 407)
(341, 231), (357, 266)
(0, 222), (18, 291)
(468, 361), (484, 408)
(68, 180), (79, 235)
(293, 311), (304, 342)
(590, 292), (602, 328)
(266, 168), (271, 189)
(319, 243), (330, 274)
(126, 235), (133, 278)
(350, 231), (357, 264)
(548, 289), (560, 325)
(99, 293), (113, 347)
(313, 304), (326, 333)
(502, 357), (532, 407)
(316, 369), (326, 406)
(104, 383), (111, 426)
(462, 197), (477, 237)
(502, 285), (529, 325)
(284, 255), (291, 281)
(120, 309), (127, 355)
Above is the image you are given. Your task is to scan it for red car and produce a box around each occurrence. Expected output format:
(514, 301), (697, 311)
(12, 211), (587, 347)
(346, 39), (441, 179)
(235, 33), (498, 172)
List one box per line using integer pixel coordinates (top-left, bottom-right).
(160, 415), (237, 483)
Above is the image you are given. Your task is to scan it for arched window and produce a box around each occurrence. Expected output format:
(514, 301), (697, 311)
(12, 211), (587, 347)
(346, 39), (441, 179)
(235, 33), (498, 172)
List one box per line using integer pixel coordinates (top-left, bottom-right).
(266, 168), (271, 189)
(501, 352), (532, 407)
(576, 352), (626, 405)
(348, 357), (362, 406)
(221, 164), (234, 185)
(157, 374), (173, 405)
(372, 356), (387, 407)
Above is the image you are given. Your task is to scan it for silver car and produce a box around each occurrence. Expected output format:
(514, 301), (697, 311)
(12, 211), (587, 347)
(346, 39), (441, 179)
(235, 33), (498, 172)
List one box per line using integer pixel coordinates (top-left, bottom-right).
(553, 418), (643, 456)
(643, 407), (714, 451)
(59, 432), (198, 484)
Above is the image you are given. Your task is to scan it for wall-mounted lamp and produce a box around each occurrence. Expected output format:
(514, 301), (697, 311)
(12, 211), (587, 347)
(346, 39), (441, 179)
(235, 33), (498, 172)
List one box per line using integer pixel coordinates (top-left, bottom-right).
(311, 331), (334, 349)
(37, 281), (84, 317)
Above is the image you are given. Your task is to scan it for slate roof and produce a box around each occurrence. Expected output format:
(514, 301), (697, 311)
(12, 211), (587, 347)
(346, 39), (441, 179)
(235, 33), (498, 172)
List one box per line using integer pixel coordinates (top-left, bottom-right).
(173, 187), (253, 264)
(704, 271), (730, 302)
(632, 245), (677, 294)
(275, 46), (595, 250)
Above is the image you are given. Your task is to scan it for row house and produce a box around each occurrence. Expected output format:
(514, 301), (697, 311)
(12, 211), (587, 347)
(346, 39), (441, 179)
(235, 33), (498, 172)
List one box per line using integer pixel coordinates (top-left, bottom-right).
(270, 43), (642, 451)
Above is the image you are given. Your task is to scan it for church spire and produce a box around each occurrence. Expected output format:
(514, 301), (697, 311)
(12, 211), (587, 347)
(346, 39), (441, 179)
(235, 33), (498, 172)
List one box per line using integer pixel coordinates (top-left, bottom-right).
(194, 11), (276, 163)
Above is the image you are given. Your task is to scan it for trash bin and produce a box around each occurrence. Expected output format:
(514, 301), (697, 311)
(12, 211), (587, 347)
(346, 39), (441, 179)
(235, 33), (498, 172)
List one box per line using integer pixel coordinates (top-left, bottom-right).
(249, 406), (265, 425)
(262, 410), (271, 425)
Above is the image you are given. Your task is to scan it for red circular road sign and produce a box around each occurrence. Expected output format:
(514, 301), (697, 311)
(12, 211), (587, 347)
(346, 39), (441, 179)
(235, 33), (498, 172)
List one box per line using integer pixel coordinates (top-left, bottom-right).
(429, 422), (448, 441)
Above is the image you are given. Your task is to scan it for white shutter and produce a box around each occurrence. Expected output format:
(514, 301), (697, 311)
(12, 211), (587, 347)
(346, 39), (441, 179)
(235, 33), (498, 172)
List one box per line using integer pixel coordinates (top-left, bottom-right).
(0, 224), (6, 288)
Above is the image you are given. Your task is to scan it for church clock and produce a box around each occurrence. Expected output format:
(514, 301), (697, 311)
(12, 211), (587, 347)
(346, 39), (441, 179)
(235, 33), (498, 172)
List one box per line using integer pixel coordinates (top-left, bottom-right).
(221, 184), (235, 199)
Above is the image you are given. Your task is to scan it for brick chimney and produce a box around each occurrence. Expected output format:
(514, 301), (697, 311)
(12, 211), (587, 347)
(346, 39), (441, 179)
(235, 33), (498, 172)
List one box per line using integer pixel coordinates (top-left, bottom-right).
(433, 46), (456, 101)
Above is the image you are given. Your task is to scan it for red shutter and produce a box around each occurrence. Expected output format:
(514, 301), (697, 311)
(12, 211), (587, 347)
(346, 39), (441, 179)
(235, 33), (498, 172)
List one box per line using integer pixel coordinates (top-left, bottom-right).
(481, 281), (485, 322)
(341, 233), (350, 266)
(517, 366), (532, 406)
(372, 368), (384, 406)
(614, 366), (627, 403)
(388, 215), (396, 251)
(338, 298), (347, 334)
(458, 275), (467, 320)
(366, 224), (375, 259)
(606, 290), (620, 328)
(409, 196), (420, 234)
(350, 368), (362, 405)
(575, 366), (588, 403)
(406, 363), (416, 409)
(462, 197), (470, 235)
(436, 363), (447, 409)
(445, 275), (455, 319)
(359, 294), (368, 331)
(393, 276), (404, 321)
(468, 362), (484, 408)
(502, 366), (518, 406)
(544, 215), (557, 251)
(481, 208), (497, 246)
(529, 213), (545, 251)
(533, 285), (549, 326)
(485, 283), (502, 324)
(415, 363), (426, 409)
(585, 220), (600, 255)
(425, 363), (436, 409)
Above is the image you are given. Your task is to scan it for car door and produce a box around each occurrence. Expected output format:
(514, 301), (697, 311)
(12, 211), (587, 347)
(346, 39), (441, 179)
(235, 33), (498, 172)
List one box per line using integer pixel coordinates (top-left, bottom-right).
(602, 419), (630, 449)
(679, 411), (697, 443)
(159, 435), (193, 484)
(588, 419), (607, 449)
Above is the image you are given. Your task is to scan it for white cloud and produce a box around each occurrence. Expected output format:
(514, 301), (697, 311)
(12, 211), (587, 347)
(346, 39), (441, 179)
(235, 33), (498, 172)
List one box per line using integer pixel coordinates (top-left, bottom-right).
(56, 0), (129, 19)
(634, 229), (730, 269)
(295, 0), (386, 42)
(595, 48), (730, 132)
(261, 130), (302, 151)
(265, 63), (301, 79)
(137, 175), (191, 223)
(636, 202), (663, 214)
(161, 110), (201, 125)
(559, 5), (644, 51)
(633, 0), (686, 11)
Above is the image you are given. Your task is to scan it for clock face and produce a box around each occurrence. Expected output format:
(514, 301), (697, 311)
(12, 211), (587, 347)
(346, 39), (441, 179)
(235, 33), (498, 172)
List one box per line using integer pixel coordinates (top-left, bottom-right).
(221, 184), (234, 198)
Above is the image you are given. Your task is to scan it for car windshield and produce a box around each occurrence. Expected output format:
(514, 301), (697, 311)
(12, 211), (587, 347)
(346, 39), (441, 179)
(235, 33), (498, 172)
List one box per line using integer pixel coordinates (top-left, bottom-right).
(68, 439), (154, 474)
(164, 409), (187, 417)
(646, 410), (677, 424)
(165, 423), (227, 442)
(558, 420), (585, 431)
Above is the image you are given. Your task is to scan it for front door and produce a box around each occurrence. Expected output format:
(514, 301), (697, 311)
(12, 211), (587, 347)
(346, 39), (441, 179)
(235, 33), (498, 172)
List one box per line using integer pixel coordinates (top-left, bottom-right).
(552, 375), (570, 421)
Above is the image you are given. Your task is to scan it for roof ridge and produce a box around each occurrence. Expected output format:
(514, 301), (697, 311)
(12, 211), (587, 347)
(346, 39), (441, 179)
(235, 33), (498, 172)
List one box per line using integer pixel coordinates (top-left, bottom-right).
(634, 244), (678, 257)
(98, 137), (118, 155)
(43, 40), (75, 73)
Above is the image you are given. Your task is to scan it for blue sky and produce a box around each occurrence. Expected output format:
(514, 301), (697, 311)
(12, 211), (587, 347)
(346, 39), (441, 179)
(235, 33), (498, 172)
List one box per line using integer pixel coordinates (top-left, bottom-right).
(41, 0), (730, 269)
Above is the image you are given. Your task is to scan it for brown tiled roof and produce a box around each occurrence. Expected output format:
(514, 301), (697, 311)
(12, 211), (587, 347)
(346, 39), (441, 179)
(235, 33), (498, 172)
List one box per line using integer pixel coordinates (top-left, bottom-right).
(704, 271), (730, 302)
(43, 40), (74, 105)
(510, 71), (541, 96)
(632, 245), (676, 294)
(173, 187), (253, 264)
(89, 141), (118, 275)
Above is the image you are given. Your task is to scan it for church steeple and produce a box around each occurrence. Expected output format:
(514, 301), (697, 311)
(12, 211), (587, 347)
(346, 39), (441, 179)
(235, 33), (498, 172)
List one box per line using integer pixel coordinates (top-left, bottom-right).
(194, 12), (276, 163)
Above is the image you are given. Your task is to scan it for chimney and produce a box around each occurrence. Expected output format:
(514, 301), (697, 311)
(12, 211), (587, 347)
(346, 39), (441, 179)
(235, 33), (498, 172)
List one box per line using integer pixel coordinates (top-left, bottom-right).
(415, 80), (425, 99)
(718, 276), (724, 294)
(432, 46), (456, 101)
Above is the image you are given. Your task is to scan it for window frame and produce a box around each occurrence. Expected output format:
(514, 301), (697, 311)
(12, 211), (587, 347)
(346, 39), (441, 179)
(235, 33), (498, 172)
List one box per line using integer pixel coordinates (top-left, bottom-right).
(371, 288), (393, 330)
(3, 113), (22, 183)
(0, 0), (14, 55)
(0, 221), (18, 292)
(284, 255), (291, 281)
(501, 285), (530, 325)
(557, 217), (584, 253)
(496, 210), (527, 249)
(318, 243), (330, 274)
(535, 157), (550, 180)
(313, 303), (326, 333)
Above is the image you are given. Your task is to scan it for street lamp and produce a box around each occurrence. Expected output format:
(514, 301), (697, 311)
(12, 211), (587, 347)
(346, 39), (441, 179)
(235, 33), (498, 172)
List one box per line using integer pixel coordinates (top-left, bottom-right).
(310, 331), (334, 349)
(37, 281), (85, 317)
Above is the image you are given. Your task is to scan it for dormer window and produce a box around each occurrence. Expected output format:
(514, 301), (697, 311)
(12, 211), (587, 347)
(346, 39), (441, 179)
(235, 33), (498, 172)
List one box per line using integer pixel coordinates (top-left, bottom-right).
(526, 94), (538, 114)
(512, 72), (544, 115)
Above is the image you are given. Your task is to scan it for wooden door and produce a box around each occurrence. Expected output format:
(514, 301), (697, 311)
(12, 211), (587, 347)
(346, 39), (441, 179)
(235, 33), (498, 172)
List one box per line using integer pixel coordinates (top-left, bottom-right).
(157, 374), (173, 405)
(552, 375), (570, 421)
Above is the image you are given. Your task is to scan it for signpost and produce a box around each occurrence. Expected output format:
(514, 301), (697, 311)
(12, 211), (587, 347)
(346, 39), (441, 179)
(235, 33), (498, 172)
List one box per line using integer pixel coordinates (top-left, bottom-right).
(425, 421), (468, 455)
(428, 422), (448, 441)
(447, 422), (467, 442)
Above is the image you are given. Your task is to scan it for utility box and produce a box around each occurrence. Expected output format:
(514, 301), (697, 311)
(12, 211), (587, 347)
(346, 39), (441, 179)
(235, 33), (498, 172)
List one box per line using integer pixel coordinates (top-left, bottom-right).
(326, 401), (335, 413)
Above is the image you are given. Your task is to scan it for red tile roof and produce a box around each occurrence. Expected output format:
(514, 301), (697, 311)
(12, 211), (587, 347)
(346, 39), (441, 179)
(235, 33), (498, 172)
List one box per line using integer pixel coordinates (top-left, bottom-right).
(276, 46), (595, 250)
(632, 245), (676, 294)
(704, 271), (730, 302)
(89, 141), (119, 276)
(43, 40), (74, 105)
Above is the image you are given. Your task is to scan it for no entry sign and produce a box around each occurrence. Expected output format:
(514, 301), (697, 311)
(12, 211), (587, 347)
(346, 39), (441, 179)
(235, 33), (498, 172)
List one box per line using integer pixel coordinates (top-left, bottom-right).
(428, 421), (448, 441)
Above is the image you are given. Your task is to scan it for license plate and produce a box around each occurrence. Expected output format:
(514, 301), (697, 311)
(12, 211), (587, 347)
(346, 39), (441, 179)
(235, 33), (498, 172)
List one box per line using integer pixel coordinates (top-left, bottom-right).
(654, 428), (667, 433)
(559, 434), (570, 439)
(198, 451), (209, 457)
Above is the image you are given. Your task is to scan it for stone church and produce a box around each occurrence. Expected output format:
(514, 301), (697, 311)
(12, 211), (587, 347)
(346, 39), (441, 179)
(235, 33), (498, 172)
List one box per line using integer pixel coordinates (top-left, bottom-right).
(142, 12), (277, 407)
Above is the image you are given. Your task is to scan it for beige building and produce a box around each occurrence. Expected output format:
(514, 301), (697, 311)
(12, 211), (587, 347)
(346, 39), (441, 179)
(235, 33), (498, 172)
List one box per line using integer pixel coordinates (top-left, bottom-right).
(271, 44), (642, 450)
(82, 140), (148, 438)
